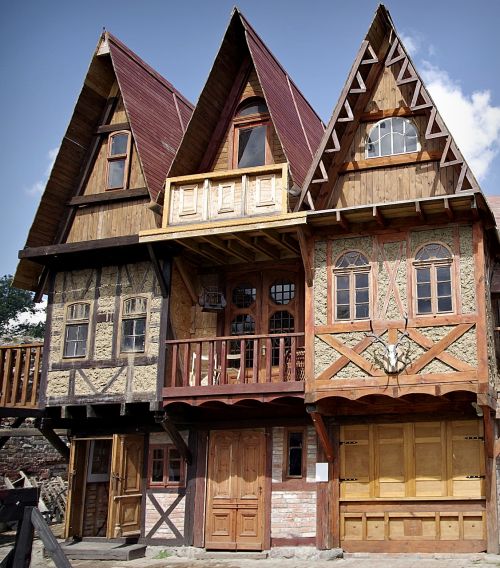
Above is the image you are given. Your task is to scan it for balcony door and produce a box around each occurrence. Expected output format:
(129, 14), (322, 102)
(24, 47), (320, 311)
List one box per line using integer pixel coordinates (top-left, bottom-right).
(225, 269), (302, 381)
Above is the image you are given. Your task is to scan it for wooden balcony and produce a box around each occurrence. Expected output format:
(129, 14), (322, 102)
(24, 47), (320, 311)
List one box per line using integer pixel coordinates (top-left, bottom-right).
(163, 163), (289, 228)
(163, 332), (305, 404)
(0, 344), (43, 411)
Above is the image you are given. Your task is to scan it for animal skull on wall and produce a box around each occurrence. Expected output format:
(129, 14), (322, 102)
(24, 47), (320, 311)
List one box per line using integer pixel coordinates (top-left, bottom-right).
(367, 316), (410, 375)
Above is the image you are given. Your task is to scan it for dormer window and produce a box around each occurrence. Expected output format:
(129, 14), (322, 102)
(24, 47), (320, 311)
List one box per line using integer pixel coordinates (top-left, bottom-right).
(233, 98), (271, 169)
(366, 117), (419, 159)
(107, 131), (131, 189)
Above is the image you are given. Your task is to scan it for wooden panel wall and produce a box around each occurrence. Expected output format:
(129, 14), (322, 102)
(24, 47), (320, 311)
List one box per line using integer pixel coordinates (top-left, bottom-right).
(211, 69), (286, 171)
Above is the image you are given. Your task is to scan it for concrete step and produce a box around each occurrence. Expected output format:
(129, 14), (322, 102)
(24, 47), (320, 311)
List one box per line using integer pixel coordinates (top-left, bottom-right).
(59, 541), (146, 561)
(200, 551), (268, 559)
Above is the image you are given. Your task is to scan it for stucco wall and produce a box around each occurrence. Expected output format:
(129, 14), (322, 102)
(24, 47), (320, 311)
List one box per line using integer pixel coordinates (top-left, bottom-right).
(45, 261), (163, 404)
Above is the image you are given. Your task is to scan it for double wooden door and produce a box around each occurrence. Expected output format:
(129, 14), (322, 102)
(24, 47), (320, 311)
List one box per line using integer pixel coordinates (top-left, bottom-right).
(205, 429), (266, 550)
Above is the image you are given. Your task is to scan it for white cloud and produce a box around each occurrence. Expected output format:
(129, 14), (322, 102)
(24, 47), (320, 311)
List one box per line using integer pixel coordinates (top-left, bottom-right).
(7, 300), (46, 331)
(26, 147), (59, 196)
(421, 62), (500, 181)
(399, 32), (420, 57)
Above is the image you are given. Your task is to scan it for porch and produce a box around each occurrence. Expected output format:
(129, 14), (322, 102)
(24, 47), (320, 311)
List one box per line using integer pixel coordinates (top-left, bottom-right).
(163, 332), (305, 403)
(0, 343), (43, 412)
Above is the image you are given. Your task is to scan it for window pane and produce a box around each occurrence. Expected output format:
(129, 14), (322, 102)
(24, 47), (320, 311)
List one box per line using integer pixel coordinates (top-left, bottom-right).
(288, 432), (303, 477)
(380, 133), (392, 156)
(438, 297), (452, 312)
(237, 100), (268, 116)
(437, 281), (451, 297)
(356, 289), (369, 303)
(270, 280), (295, 305)
(393, 118), (404, 134)
(237, 126), (266, 168)
(418, 299), (432, 314)
(66, 325), (79, 341)
(232, 284), (256, 308)
(416, 268), (430, 283)
(121, 317), (146, 353)
(168, 449), (182, 482)
(405, 134), (417, 152)
(337, 290), (350, 305)
(393, 133), (404, 154)
(336, 275), (349, 290)
(355, 272), (368, 288)
(366, 140), (379, 158)
(108, 159), (125, 188)
(417, 283), (431, 298)
(436, 266), (451, 282)
(356, 303), (369, 319)
(110, 134), (128, 156)
(337, 305), (350, 320)
(151, 448), (164, 482)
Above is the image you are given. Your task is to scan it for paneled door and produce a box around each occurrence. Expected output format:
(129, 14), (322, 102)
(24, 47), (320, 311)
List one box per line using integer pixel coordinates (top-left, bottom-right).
(108, 434), (144, 538)
(205, 429), (265, 550)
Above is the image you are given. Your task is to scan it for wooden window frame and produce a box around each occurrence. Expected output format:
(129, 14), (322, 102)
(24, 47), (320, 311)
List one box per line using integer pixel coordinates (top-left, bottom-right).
(106, 130), (131, 191)
(283, 427), (307, 480)
(365, 116), (420, 159)
(231, 110), (273, 169)
(63, 301), (91, 359)
(119, 295), (149, 355)
(413, 243), (454, 317)
(147, 444), (185, 488)
(332, 251), (371, 322)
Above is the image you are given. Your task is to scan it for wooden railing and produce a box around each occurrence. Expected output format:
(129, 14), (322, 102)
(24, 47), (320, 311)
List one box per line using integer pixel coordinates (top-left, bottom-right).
(0, 344), (43, 409)
(165, 333), (304, 389)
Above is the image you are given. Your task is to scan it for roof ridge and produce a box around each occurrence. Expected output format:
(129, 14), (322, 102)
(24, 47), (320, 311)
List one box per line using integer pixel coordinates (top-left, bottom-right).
(105, 32), (194, 110)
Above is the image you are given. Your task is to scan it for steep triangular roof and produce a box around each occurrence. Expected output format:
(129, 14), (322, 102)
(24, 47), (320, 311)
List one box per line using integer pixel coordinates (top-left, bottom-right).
(298, 4), (480, 211)
(167, 8), (324, 189)
(14, 32), (193, 291)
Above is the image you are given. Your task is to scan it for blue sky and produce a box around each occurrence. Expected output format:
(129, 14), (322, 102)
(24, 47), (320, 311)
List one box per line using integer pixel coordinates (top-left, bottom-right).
(1, 0), (499, 278)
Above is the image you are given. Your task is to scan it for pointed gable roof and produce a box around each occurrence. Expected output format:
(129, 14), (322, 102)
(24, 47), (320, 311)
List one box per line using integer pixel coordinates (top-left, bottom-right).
(298, 4), (480, 211)
(14, 32), (193, 291)
(167, 8), (324, 189)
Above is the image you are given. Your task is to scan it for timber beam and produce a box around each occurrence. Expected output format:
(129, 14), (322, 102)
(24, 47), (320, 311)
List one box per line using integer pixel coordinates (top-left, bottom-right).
(306, 405), (334, 463)
(147, 244), (171, 299)
(36, 418), (69, 462)
(296, 227), (313, 287)
(0, 417), (25, 451)
(156, 412), (192, 465)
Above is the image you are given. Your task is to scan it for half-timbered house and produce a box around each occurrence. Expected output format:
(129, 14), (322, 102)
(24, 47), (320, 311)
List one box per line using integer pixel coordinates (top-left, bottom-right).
(5, 3), (499, 557)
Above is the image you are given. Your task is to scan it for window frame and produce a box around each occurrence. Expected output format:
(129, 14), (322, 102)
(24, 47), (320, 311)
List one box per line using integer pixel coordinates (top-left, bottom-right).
(413, 242), (454, 316)
(283, 427), (307, 480)
(147, 444), (185, 488)
(332, 251), (371, 322)
(106, 130), (131, 191)
(119, 295), (148, 355)
(63, 301), (91, 359)
(231, 98), (273, 169)
(365, 117), (420, 159)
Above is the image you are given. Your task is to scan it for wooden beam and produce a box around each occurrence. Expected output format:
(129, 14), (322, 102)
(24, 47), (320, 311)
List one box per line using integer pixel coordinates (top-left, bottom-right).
(173, 258), (198, 305)
(147, 245), (170, 299)
(231, 234), (281, 260)
(30, 507), (72, 567)
(37, 419), (69, 462)
(199, 235), (254, 263)
(336, 210), (350, 231)
(157, 414), (192, 465)
(96, 121), (130, 134)
(296, 227), (313, 287)
(0, 417), (25, 450)
(20, 235), (140, 259)
(262, 229), (300, 255)
(443, 197), (454, 220)
(372, 205), (385, 227)
(0, 428), (67, 438)
(69, 187), (148, 206)
(360, 106), (425, 122)
(482, 407), (499, 554)
(306, 407), (334, 463)
(340, 150), (441, 172)
(415, 200), (426, 222)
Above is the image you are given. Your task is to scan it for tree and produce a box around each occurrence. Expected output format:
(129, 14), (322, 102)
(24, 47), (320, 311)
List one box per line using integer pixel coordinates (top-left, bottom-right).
(0, 274), (45, 339)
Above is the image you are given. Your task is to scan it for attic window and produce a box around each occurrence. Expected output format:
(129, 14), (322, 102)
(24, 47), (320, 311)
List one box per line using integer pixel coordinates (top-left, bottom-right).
(233, 98), (271, 169)
(107, 131), (131, 189)
(366, 117), (419, 159)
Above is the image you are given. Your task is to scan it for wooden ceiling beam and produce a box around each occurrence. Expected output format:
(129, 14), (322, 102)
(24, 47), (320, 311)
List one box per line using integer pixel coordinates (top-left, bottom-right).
(231, 234), (281, 260)
(199, 235), (254, 263)
(296, 227), (313, 287)
(336, 210), (350, 231)
(176, 239), (224, 265)
(262, 229), (300, 255)
(372, 205), (386, 227)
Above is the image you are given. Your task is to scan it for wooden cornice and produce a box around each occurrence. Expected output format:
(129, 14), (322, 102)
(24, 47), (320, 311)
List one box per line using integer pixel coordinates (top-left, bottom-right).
(95, 121), (130, 134)
(359, 106), (426, 122)
(340, 150), (441, 173)
(68, 187), (149, 206)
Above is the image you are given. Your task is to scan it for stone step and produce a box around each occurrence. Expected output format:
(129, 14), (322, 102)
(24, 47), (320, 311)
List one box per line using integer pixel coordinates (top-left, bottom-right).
(59, 541), (146, 561)
(200, 551), (268, 560)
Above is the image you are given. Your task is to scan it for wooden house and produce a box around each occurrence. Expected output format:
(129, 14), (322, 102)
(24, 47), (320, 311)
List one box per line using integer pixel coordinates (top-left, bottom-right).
(6, 4), (500, 556)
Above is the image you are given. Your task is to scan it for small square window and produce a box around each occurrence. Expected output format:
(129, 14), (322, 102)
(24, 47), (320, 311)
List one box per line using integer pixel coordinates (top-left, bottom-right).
(63, 302), (90, 358)
(148, 444), (185, 487)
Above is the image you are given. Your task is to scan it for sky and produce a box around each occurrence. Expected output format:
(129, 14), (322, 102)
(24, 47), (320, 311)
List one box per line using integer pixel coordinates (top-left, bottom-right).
(1, 0), (499, 278)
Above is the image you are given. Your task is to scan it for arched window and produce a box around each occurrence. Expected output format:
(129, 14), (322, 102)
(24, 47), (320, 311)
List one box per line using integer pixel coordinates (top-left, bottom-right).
(107, 131), (131, 189)
(64, 302), (90, 358)
(121, 296), (147, 352)
(233, 97), (270, 169)
(333, 251), (370, 320)
(366, 117), (419, 159)
(414, 243), (453, 314)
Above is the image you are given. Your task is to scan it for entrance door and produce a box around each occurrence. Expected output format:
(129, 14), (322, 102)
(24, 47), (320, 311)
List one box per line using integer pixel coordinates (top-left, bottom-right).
(205, 429), (265, 550)
(225, 269), (302, 381)
(108, 434), (144, 538)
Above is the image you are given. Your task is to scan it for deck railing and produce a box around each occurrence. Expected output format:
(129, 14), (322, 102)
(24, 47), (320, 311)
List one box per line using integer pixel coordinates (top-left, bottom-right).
(0, 343), (43, 409)
(165, 332), (304, 388)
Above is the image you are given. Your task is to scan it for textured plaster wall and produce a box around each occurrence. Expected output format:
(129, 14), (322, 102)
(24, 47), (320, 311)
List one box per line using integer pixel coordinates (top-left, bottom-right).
(313, 227), (478, 380)
(46, 262), (163, 403)
(271, 427), (317, 539)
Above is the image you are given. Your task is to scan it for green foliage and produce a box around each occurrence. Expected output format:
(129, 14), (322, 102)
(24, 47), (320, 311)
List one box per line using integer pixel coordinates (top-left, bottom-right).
(0, 274), (45, 339)
(153, 550), (171, 559)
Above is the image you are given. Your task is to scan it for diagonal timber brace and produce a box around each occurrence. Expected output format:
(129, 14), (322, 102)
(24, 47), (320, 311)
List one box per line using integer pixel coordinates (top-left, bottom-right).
(306, 405), (334, 463)
(36, 418), (69, 462)
(156, 412), (192, 465)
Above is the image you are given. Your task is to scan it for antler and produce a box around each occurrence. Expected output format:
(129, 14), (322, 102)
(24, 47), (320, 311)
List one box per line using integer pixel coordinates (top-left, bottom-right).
(393, 314), (410, 348)
(366, 320), (388, 347)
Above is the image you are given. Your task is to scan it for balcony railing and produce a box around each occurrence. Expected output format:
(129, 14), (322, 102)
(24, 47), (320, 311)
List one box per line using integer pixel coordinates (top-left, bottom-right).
(0, 343), (43, 409)
(164, 163), (289, 228)
(164, 333), (304, 396)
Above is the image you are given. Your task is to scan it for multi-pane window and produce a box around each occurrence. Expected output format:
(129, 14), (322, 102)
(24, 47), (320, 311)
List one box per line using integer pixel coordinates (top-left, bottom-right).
(286, 430), (304, 478)
(366, 117), (419, 158)
(414, 243), (453, 314)
(334, 251), (370, 321)
(230, 314), (255, 368)
(63, 302), (90, 358)
(269, 310), (294, 365)
(233, 98), (270, 169)
(107, 131), (131, 189)
(121, 297), (147, 353)
(148, 444), (184, 487)
(270, 279), (295, 305)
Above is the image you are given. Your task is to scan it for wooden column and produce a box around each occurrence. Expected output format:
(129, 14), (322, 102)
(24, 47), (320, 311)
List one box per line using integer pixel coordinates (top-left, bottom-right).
(193, 430), (208, 548)
(316, 429), (331, 550)
(482, 407), (499, 554)
(331, 424), (341, 549)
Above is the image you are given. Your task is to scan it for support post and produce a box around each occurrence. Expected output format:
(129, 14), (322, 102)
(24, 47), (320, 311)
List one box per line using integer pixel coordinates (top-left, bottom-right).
(482, 406), (499, 554)
(37, 419), (69, 462)
(306, 405), (334, 462)
(156, 412), (192, 465)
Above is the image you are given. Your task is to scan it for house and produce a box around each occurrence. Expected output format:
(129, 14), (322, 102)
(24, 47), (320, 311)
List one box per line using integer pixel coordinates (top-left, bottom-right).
(3, 3), (499, 556)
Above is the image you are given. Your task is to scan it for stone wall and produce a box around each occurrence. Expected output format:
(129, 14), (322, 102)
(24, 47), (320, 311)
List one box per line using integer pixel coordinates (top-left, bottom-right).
(45, 261), (163, 405)
(271, 426), (317, 541)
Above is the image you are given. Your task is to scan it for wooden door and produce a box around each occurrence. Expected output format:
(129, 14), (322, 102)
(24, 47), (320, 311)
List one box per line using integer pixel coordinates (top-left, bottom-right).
(64, 439), (88, 539)
(108, 434), (144, 538)
(205, 429), (265, 550)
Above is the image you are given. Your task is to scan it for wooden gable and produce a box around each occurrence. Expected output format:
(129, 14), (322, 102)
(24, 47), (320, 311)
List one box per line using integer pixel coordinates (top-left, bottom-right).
(298, 5), (480, 212)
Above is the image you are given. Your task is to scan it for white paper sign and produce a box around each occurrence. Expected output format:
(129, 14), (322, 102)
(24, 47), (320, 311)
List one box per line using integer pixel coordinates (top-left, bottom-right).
(315, 462), (329, 482)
